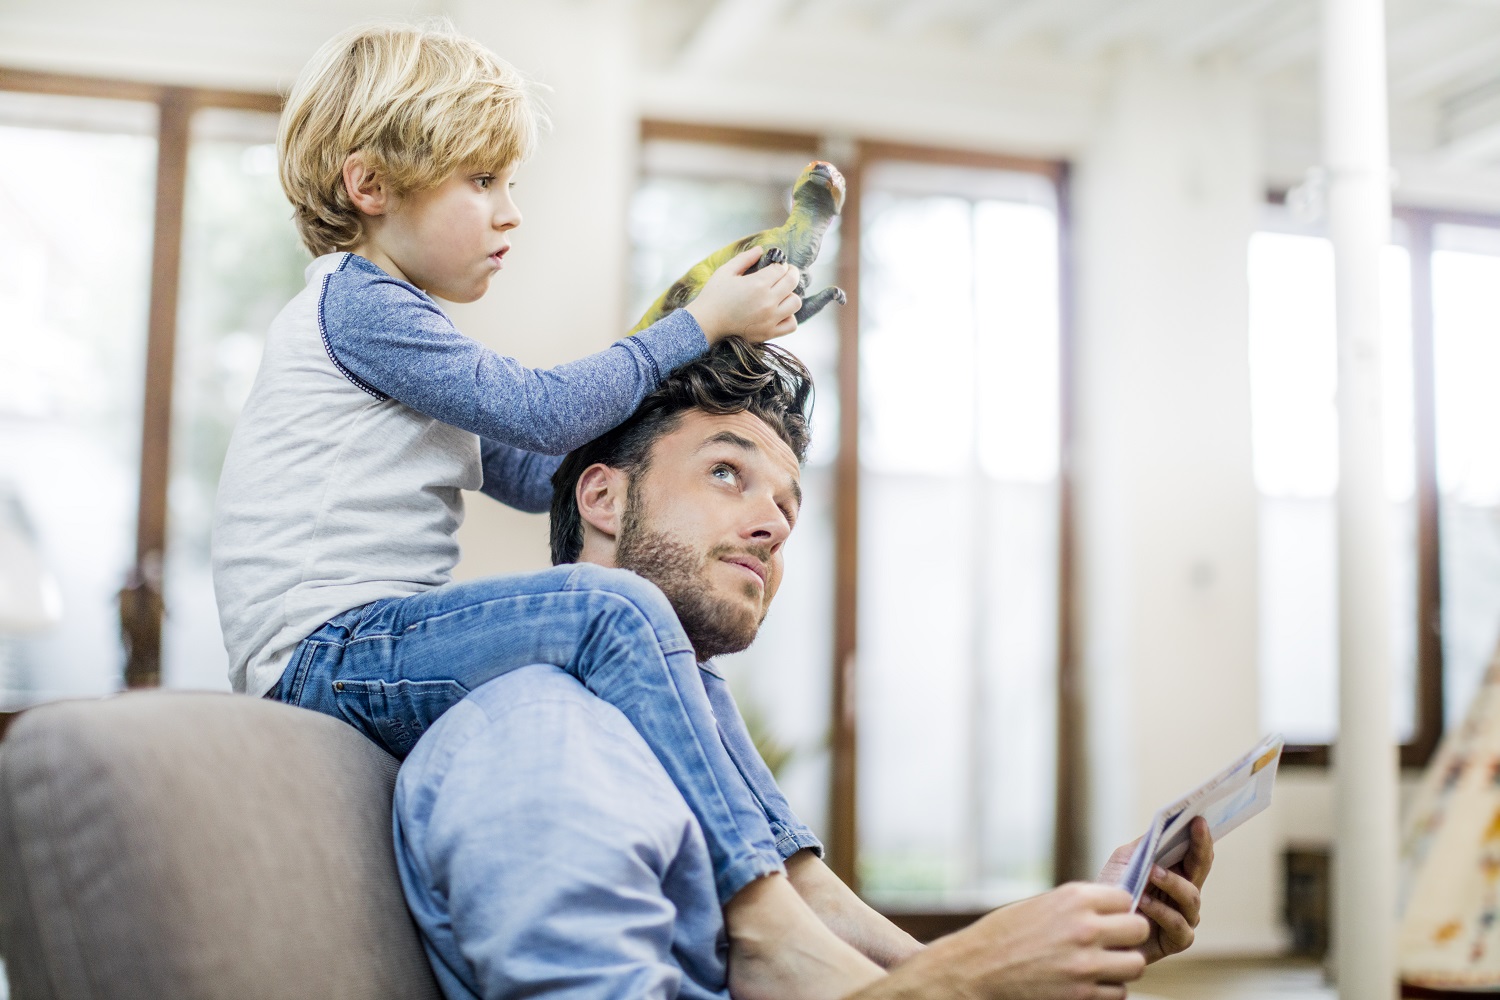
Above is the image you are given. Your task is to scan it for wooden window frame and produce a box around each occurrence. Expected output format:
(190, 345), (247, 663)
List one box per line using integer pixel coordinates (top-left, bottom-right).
(641, 122), (1079, 931)
(1266, 200), (1500, 771)
(0, 68), (281, 708)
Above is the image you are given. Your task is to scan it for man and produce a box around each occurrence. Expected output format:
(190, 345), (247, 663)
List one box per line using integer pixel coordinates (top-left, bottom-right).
(393, 339), (1213, 1000)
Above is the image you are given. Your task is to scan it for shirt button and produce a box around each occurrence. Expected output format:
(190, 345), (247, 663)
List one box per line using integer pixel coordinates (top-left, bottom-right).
(334, 681), (344, 691)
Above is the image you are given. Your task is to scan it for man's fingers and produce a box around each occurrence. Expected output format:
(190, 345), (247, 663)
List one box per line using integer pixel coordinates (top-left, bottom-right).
(1149, 866), (1202, 927)
(1137, 891), (1195, 954)
(1182, 817), (1215, 888)
(1097, 912), (1151, 949)
(1071, 882), (1135, 914)
(1093, 946), (1148, 984)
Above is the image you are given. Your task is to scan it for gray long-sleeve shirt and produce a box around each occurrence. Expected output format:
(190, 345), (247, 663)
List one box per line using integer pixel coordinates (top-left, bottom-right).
(212, 253), (707, 696)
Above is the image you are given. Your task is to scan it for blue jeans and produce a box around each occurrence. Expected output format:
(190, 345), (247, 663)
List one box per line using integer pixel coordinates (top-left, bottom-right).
(267, 562), (820, 902)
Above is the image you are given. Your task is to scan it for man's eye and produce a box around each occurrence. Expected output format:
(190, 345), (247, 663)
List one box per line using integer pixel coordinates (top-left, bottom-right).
(711, 464), (738, 484)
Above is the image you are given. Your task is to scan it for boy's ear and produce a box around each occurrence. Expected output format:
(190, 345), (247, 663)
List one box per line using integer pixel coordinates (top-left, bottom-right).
(342, 153), (391, 217)
(576, 464), (628, 544)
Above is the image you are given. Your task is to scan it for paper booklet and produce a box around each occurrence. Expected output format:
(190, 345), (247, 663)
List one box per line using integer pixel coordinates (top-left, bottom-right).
(1116, 733), (1285, 910)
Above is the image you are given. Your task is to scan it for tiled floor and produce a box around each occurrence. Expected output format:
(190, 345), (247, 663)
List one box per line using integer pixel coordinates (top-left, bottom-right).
(1134, 958), (1336, 999)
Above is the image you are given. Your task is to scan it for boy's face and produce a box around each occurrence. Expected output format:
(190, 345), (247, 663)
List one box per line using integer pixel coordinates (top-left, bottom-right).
(358, 160), (521, 303)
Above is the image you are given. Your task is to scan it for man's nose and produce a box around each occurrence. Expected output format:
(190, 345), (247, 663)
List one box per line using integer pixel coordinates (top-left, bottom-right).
(745, 500), (791, 549)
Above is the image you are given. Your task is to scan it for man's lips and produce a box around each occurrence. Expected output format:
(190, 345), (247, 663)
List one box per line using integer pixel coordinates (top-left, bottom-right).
(721, 556), (766, 587)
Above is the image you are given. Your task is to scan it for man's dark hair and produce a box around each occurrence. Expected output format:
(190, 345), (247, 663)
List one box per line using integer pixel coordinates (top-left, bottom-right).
(549, 337), (813, 565)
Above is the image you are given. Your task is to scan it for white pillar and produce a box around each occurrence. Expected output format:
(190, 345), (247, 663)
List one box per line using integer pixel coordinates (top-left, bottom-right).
(1323, 1), (1398, 996)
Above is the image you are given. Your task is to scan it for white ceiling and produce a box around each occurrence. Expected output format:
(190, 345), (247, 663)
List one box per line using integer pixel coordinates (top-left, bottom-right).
(644, 0), (1500, 164)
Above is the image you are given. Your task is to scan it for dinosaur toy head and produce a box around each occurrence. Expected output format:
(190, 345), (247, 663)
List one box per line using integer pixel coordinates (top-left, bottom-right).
(793, 160), (846, 215)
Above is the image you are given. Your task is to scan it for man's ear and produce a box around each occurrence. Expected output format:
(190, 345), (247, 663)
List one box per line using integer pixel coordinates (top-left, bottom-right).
(576, 464), (628, 543)
(342, 152), (392, 217)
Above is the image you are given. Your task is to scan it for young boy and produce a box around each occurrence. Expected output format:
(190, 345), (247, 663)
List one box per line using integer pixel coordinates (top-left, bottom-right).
(211, 20), (885, 1000)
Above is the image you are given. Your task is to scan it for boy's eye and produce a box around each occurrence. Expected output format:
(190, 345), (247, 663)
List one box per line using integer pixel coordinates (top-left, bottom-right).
(475, 175), (493, 189)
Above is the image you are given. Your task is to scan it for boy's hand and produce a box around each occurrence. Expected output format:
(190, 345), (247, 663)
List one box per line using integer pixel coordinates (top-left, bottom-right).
(685, 247), (802, 345)
(1095, 816), (1214, 964)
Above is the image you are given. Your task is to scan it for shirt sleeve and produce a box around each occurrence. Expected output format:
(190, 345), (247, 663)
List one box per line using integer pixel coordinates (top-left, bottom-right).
(478, 438), (562, 513)
(415, 692), (702, 1000)
(320, 270), (708, 456)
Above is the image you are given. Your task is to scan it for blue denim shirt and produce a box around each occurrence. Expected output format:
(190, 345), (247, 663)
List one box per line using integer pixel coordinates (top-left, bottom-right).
(394, 665), (731, 1000)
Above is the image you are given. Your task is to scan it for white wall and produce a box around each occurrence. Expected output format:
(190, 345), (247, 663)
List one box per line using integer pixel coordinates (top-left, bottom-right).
(1073, 49), (1280, 955)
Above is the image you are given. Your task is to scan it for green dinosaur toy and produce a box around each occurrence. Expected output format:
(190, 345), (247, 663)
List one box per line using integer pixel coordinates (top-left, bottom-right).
(629, 160), (847, 335)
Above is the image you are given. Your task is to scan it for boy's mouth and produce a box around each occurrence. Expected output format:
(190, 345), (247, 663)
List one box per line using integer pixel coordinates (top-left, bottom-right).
(489, 246), (510, 268)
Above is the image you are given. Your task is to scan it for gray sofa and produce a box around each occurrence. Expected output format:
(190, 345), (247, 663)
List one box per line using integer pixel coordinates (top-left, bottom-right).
(0, 692), (441, 999)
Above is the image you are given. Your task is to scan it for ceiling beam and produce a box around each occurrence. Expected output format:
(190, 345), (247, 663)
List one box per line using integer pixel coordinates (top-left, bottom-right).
(675, 0), (795, 73)
(1243, 13), (1319, 76)
(1439, 84), (1500, 164)
(1165, 0), (1286, 61)
(1392, 31), (1500, 101)
(976, 0), (1059, 51)
(883, 0), (958, 35)
(1062, 0), (1192, 60)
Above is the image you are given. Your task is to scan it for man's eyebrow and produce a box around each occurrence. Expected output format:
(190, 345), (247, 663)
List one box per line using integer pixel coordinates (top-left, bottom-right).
(698, 430), (803, 509)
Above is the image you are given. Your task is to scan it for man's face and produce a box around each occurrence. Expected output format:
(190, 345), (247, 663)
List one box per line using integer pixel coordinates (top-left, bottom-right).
(614, 409), (802, 660)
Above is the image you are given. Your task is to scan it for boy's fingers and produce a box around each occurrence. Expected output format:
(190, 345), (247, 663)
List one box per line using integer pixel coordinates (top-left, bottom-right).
(727, 247), (766, 274)
(768, 263), (801, 293)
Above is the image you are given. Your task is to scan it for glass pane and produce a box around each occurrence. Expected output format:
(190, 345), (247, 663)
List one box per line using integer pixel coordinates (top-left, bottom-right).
(628, 139), (841, 836)
(0, 93), (157, 706)
(857, 161), (1059, 908)
(1248, 229), (1417, 744)
(1432, 223), (1500, 727)
(161, 108), (307, 691)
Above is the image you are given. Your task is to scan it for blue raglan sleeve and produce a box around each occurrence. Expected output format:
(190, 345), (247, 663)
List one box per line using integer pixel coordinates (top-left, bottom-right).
(478, 438), (562, 513)
(320, 269), (708, 457)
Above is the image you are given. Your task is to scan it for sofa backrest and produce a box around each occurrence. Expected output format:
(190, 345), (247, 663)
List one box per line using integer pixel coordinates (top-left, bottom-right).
(0, 691), (441, 1000)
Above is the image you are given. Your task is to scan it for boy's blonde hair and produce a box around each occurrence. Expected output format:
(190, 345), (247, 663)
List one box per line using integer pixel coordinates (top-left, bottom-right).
(279, 20), (543, 256)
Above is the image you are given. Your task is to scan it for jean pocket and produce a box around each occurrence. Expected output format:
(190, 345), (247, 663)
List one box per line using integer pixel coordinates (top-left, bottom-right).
(330, 678), (469, 758)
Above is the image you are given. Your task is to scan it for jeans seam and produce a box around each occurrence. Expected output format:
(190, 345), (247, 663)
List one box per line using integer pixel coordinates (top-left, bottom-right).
(288, 640), (333, 706)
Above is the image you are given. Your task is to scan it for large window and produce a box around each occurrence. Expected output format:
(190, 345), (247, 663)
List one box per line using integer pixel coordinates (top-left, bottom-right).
(1250, 203), (1500, 764)
(629, 126), (1072, 916)
(856, 161), (1061, 908)
(1431, 221), (1500, 727)
(0, 71), (289, 711)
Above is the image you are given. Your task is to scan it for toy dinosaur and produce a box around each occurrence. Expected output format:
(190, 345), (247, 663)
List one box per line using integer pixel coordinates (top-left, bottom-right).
(630, 159), (847, 335)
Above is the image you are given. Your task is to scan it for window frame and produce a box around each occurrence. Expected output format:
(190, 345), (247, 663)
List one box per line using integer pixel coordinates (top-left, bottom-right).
(639, 123), (1079, 925)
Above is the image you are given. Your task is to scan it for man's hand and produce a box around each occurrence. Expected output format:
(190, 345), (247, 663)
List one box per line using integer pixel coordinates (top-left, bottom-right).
(685, 247), (802, 345)
(1095, 816), (1214, 963)
(859, 883), (1149, 1000)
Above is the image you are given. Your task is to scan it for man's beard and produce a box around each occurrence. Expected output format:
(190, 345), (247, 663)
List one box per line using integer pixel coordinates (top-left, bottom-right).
(615, 486), (770, 661)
